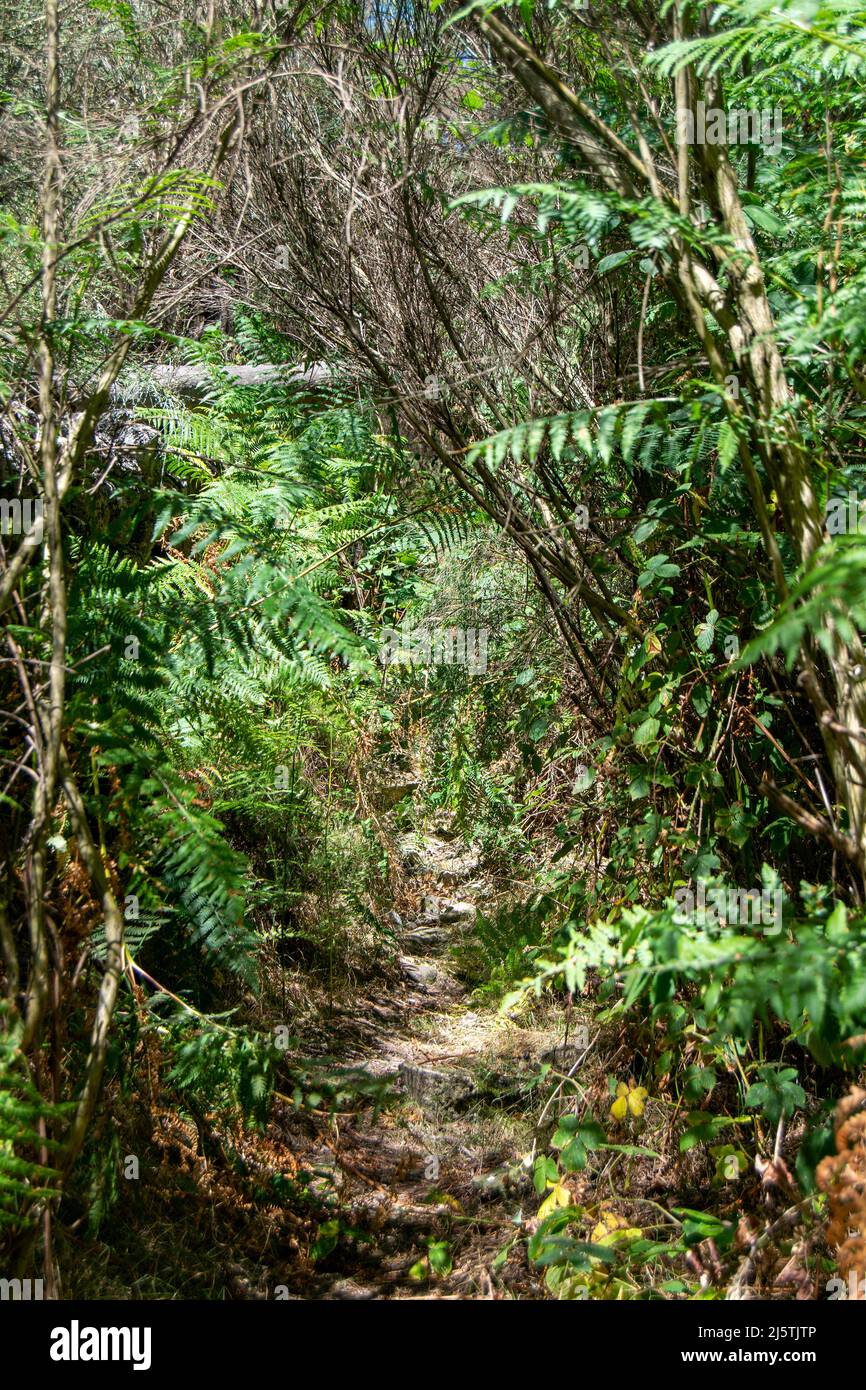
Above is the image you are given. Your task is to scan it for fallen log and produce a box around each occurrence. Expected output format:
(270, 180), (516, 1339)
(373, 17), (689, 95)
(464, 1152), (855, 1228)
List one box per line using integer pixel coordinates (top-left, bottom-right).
(144, 361), (332, 399)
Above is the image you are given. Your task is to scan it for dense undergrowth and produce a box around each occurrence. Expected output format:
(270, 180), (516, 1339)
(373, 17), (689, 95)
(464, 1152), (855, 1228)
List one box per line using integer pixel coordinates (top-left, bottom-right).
(11, 329), (860, 1299)
(4, 0), (866, 1302)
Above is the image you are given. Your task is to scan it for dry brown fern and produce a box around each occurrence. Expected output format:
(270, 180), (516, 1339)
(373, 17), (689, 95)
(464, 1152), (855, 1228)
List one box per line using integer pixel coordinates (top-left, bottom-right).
(816, 1085), (866, 1289)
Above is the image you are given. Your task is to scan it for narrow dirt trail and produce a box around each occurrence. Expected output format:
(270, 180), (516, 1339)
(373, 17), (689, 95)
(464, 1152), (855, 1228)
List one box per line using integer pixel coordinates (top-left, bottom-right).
(283, 835), (571, 1299)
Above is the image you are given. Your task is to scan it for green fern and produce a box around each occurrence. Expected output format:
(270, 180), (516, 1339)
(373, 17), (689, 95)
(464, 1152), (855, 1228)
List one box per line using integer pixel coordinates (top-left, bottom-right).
(0, 1008), (65, 1233)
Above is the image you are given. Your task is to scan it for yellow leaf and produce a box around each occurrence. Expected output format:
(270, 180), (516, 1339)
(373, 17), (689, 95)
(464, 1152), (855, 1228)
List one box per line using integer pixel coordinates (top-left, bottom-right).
(610, 1094), (628, 1121)
(538, 1183), (571, 1219)
(628, 1086), (649, 1118)
(434, 1193), (464, 1213)
(590, 1212), (620, 1242)
(603, 1226), (643, 1247)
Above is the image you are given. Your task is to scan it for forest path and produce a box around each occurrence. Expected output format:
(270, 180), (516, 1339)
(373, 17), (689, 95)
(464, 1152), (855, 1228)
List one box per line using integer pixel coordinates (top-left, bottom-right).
(288, 835), (571, 1300)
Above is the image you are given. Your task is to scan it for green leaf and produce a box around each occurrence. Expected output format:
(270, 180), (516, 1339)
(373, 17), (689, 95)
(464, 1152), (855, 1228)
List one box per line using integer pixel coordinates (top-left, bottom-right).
(427, 1240), (453, 1276)
(311, 1219), (340, 1261)
(596, 250), (634, 275)
(743, 205), (787, 236)
(695, 610), (718, 652)
(634, 716), (661, 747)
(745, 1066), (805, 1127)
(679, 1111), (740, 1151)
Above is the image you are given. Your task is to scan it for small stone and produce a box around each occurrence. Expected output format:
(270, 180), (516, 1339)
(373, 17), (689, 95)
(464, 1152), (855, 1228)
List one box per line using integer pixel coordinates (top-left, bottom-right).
(439, 852), (480, 884)
(395, 833), (423, 869)
(403, 924), (448, 949)
(440, 900), (476, 925)
(325, 1279), (378, 1300)
(398, 957), (439, 987)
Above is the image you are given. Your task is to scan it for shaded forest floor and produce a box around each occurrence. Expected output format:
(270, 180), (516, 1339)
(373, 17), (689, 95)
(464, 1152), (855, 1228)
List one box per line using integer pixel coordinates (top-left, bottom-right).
(66, 835), (572, 1299)
(63, 832), (832, 1301)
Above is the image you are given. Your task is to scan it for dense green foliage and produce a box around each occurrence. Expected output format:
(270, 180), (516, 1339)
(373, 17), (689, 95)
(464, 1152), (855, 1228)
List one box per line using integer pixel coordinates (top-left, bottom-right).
(3, 0), (866, 1304)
